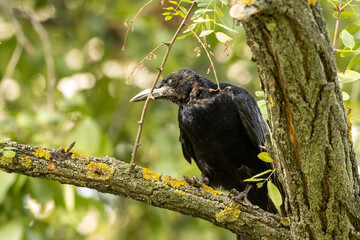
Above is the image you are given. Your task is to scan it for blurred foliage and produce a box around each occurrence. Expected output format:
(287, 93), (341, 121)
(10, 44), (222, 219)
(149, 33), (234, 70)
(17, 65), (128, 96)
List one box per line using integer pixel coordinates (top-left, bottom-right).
(0, 0), (359, 239)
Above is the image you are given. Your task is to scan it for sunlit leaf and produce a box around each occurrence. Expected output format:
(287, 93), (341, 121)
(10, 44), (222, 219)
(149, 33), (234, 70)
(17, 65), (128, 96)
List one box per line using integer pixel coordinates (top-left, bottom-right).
(199, 30), (214, 37)
(342, 91), (350, 101)
(164, 7), (174, 10)
(162, 12), (172, 15)
(215, 32), (232, 43)
(347, 54), (360, 70)
(165, 15), (172, 21)
(176, 10), (185, 18)
(0, 138), (10, 144)
(243, 178), (266, 182)
(345, 24), (360, 35)
(220, 0), (228, 5)
(193, 17), (212, 23)
(338, 70), (360, 83)
(340, 40), (360, 57)
(182, 0), (193, 3)
(169, 0), (178, 4)
(340, 30), (355, 49)
(215, 23), (238, 33)
(3, 150), (15, 158)
(182, 23), (197, 33)
(255, 91), (264, 97)
(258, 152), (273, 163)
(179, 6), (188, 14)
(256, 182), (264, 188)
(249, 169), (273, 179)
(267, 180), (283, 214)
(177, 32), (192, 39)
(194, 9), (213, 14)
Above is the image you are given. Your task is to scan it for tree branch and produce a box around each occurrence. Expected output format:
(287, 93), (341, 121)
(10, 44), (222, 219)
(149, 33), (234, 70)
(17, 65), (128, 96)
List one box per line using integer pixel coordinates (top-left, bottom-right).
(0, 141), (290, 240)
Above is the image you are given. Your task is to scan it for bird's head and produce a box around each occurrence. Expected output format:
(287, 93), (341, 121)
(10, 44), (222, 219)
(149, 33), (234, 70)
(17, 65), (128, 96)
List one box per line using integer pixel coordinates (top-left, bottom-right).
(130, 69), (202, 104)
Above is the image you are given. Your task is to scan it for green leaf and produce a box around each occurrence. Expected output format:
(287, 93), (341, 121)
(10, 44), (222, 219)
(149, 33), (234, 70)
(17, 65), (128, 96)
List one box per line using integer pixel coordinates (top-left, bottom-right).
(0, 138), (10, 144)
(249, 169), (273, 179)
(177, 32), (192, 39)
(255, 91), (264, 97)
(182, 0), (193, 3)
(333, 11), (355, 18)
(267, 180), (283, 213)
(215, 32), (232, 43)
(194, 9), (214, 14)
(220, 0), (228, 5)
(342, 91), (350, 101)
(162, 12), (172, 15)
(3, 147), (16, 150)
(169, 0), (178, 4)
(257, 99), (266, 107)
(179, 6), (188, 14)
(347, 54), (360, 70)
(340, 40), (360, 57)
(199, 30), (214, 37)
(256, 182), (264, 188)
(215, 23), (238, 33)
(165, 15), (172, 21)
(193, 17), (212, 23)
(213, 5), (224, 17)
(243, 178), (267, 182)
(164, 7), (174, 10)
(182, 23), (197, 33)
(3, 150), (15, 158)
(340, 30), (355, 49)
(345, 24), (360, 35)
(258, 152), (273, 163)
(198, 2), (209, 7)
(175, 10), (184, 17)
(338, 70), (360, 83)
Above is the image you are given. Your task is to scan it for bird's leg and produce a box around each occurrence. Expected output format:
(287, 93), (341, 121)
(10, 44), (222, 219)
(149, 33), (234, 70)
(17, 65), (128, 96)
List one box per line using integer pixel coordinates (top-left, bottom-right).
(229, 184), (254, 207)
(182, 175), (206, 187)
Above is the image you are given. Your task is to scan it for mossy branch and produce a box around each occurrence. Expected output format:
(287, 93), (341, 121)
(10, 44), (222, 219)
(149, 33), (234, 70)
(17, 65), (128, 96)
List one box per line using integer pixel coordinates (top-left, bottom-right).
(0, 141), (290, 240)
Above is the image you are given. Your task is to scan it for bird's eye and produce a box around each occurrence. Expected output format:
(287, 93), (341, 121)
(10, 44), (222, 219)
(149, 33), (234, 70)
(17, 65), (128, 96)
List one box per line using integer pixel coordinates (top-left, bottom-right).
(167, 79), (173, 85)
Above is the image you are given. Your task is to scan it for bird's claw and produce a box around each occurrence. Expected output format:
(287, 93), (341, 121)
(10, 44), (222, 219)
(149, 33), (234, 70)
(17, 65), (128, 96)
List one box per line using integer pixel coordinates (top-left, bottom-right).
(182, 175), (204, 187)
(228, 188), (253, 207)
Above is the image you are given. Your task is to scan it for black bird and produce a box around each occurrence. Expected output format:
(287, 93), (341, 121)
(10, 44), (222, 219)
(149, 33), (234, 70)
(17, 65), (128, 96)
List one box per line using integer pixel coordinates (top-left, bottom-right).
(130, 69), (279, 239)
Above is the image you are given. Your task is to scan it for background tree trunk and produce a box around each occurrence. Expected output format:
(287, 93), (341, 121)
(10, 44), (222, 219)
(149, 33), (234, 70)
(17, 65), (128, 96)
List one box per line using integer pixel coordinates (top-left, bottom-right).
(229, 0), (360, 239)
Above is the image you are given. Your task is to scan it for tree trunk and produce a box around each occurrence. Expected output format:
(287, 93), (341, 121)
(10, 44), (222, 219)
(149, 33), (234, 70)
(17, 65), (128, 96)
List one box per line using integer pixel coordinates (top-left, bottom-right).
(229, 0), (360, 239)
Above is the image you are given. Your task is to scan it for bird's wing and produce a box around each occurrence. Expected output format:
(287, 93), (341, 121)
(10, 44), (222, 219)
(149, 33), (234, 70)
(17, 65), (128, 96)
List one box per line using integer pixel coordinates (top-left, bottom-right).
(233, 89), (269, 151)
(179, 127), (196, 164)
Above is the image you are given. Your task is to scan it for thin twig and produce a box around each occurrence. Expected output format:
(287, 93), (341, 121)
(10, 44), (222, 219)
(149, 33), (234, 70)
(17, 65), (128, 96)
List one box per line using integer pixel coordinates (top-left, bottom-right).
(127, 42), (167, 83)
(130, 1), (197, 169)
(332, 0), (343, 48)
(2, 42), (23, 81)
(0, 2), (35, 54)
(122, 0), (154, 51)
(30, 13), (57, 110)
(184, 22), (225, 91)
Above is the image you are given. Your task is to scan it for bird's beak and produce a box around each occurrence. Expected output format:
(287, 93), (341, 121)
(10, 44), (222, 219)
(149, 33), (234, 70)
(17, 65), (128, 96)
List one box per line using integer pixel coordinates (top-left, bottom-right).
(129, 86), (174, 103)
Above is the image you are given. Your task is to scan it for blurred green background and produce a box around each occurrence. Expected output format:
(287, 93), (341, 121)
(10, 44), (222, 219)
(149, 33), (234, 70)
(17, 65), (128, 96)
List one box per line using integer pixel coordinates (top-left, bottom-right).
(0, 0), (359, 239)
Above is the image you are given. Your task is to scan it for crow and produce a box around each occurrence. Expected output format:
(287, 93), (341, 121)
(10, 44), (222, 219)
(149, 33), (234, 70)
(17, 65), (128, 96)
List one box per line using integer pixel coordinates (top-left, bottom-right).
(130, 69), (281, 240)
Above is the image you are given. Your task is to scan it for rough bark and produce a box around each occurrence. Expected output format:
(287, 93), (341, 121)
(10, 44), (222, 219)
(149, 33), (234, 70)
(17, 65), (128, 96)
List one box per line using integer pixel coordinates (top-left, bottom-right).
(229, 0), (360, 239)
(0, 141), (290, 240)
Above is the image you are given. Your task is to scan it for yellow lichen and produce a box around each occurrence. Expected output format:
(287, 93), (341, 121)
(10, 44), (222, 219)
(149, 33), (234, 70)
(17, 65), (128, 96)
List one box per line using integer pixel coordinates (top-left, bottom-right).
(0, 156), (13, 165)
(269, 96), (275, 107)
(215, 203), (241, 223)
(347, 117), (352, 143)
(46, 162), (58, 171)
(174, 190), (185, 196)
(142, 168), (161, 182)
(241, 0), (253, 5)
(34, 148), (51, 160)
(308, 0), (317, 5)
(161, 175), (187, 189)
(20, 156), (31, 167)
(201, 184), (221, 195)
(86, 161), (114, 180)
(70, 150), (89, 159)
